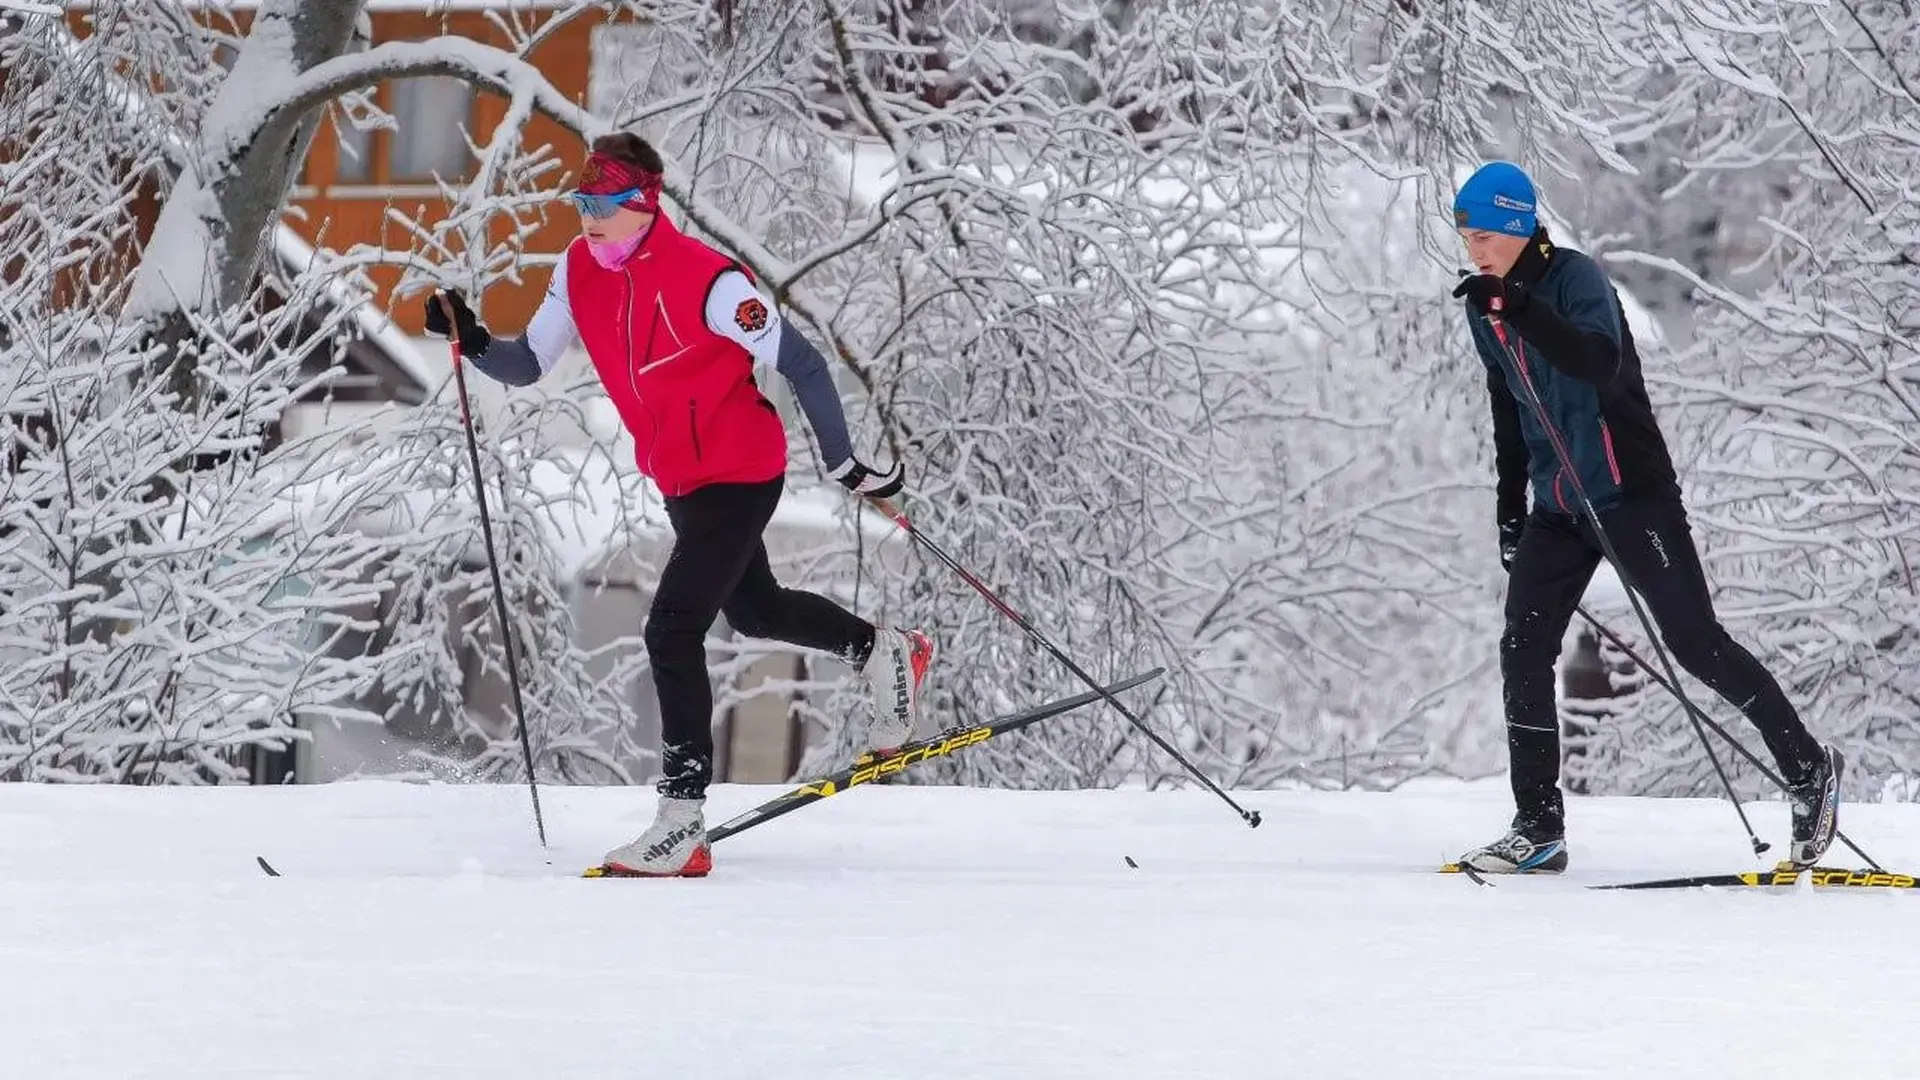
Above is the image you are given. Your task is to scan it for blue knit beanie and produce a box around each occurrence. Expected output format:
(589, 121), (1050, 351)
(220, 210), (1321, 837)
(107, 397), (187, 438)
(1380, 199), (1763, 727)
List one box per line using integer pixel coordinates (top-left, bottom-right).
(1453, 161), (1538, 237)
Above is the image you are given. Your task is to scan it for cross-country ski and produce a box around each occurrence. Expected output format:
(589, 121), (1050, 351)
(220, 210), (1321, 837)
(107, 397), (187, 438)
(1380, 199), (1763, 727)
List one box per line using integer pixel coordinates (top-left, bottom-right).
(583, 668), (1165, 877)
(1438, 858), (1920, 891)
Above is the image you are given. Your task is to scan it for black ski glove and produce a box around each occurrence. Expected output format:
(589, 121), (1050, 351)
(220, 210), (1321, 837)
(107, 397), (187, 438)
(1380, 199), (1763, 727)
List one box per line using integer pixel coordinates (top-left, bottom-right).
(424, 289), (493, 359)
(1499, 518), (1524, 572)
(1452, 273), (1529, 319)
(830, 456), (905, 499)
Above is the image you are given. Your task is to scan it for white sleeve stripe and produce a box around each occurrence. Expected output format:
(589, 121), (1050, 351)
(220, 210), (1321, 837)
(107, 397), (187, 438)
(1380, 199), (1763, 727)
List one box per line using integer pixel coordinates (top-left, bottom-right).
(525, 256), (578, 375)
(704, 269), (782, 366)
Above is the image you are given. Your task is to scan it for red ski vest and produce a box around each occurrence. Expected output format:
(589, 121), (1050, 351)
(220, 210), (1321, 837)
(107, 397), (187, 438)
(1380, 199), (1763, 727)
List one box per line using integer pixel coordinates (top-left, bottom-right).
(565, 215), (787, 496)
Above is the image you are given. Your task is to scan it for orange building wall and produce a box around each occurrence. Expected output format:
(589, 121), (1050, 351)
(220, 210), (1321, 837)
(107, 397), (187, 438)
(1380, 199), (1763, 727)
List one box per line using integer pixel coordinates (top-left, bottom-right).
(291, 9), (608, 336)
(21, 5), (609, 334)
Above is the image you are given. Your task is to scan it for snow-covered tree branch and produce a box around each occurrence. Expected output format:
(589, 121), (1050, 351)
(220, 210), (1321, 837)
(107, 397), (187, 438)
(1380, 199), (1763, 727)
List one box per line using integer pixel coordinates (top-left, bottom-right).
(10, 0), (1914, 799)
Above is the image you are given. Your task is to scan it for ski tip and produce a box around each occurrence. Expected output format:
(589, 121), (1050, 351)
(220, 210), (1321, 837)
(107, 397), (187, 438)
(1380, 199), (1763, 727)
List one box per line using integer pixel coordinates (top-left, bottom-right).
(1437, 861), (1493, 886)
(255, 856), (280, 877)
(581, 863), (711, 880)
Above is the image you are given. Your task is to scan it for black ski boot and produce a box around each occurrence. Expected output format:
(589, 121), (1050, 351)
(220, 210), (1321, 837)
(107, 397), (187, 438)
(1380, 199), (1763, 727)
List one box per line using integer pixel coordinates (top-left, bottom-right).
(1786, 745), (1843, 868)
(1459, 800), (1568, 874)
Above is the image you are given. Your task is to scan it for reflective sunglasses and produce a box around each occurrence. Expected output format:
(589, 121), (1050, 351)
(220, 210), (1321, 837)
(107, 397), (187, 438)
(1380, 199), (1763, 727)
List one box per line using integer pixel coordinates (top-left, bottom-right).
(569, 188), (641, 218)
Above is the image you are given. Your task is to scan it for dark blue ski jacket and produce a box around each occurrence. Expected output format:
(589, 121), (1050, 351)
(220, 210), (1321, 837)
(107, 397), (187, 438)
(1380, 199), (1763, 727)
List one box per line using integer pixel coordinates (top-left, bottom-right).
(1467, 237), (1679, 529)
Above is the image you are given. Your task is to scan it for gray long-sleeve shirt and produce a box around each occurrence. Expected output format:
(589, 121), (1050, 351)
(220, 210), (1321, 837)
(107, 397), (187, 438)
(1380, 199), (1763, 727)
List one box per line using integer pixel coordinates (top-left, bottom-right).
(467, 257), (855, 471)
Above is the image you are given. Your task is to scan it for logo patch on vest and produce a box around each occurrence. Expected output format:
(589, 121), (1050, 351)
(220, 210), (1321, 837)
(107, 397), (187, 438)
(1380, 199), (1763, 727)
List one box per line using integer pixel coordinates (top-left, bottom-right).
(734, 297), (769, 333)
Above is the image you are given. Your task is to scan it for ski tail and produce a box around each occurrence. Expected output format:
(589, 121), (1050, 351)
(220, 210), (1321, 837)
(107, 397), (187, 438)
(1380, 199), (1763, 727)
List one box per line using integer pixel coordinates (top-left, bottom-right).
(702, 667), (1166, 845)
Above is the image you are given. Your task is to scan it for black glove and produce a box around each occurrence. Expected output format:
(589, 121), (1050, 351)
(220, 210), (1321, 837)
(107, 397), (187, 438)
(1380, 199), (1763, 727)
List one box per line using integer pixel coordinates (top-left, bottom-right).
(1452, 273), (1529, 319)
(1499, 518), (1524, 572)
(830, 457), (905, 499)
(424, 289), (493, 359)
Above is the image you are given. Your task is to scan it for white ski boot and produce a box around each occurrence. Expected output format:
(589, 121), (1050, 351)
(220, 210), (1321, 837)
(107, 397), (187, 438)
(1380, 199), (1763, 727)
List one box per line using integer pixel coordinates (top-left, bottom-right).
(599, 795), (711, 878)
(861, 626), (934, 753)
(1786, 744), (1843, 867)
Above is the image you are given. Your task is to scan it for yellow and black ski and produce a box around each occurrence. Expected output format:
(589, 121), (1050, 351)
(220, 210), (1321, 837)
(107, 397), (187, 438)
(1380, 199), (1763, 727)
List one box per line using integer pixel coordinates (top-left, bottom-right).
(1440, 858), (1919, 890)
(1591, 863), (1919, 891)
(582, 667), (1165, 877)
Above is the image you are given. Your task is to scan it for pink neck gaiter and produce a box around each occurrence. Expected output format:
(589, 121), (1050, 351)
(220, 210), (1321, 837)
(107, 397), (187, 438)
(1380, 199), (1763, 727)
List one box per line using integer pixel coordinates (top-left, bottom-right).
(587, 224), (649, 270)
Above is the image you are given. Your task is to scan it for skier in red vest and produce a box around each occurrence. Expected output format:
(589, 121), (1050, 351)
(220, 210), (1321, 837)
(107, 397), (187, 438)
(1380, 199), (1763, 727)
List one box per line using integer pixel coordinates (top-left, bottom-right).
(426, 131), (933, 877)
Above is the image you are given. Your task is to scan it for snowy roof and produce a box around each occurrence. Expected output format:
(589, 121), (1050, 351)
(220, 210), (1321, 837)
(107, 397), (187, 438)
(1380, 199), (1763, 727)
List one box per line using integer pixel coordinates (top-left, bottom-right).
(270, 228), (435, 402)
(264, 439), (891, 584)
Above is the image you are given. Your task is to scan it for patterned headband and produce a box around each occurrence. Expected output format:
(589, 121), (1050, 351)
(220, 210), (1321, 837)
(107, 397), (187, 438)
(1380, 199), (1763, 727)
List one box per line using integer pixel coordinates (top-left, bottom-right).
(577, 151), (662, 213)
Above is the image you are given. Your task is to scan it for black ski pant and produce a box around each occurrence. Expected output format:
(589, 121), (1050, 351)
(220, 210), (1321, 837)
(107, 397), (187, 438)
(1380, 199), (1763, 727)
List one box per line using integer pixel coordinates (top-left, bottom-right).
(1501, 489), (1823, 827)
(647, 477), (874, 799)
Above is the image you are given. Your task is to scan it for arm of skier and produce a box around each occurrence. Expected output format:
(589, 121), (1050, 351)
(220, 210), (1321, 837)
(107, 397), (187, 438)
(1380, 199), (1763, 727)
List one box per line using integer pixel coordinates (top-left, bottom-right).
(1503, 258), (1622, 387)
(704, 271), (904, 497)
(1487, 365), (1529, 568)
(424, 260), (578, 387)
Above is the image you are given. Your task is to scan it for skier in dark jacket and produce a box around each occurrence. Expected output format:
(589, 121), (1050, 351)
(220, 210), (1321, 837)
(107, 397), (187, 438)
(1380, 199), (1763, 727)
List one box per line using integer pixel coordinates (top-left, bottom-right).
(1447, 160), (1842, 874)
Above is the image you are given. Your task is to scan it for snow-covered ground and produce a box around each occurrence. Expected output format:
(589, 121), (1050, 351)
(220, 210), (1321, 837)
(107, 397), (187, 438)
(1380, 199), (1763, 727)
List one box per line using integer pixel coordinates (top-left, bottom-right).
(2, 777), (1915, 1078)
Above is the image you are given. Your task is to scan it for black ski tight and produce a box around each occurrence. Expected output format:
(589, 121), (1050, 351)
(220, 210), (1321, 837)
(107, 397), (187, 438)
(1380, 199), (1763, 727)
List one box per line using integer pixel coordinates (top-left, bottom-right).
(647, 477), (874, 798)
(1500, 490), (1822, 822)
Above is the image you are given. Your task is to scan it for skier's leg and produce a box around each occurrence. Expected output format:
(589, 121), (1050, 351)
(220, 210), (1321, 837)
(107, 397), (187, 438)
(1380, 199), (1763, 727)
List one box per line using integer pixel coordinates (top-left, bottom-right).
(1595, 491), (1839, 862)
(602, 479), (781, 876)
(1462, 509), (1601, 873)
(720, 539), (876, 666)
(1595, 492), (1821, 769)
(646, 479), (785, 799)
(720, 479), (933, 752)
(1501, 510), (1603, 826)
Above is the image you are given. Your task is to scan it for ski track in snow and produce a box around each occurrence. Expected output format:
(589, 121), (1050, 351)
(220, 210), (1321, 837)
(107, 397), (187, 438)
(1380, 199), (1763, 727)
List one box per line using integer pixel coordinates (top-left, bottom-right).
(1, 779), (1916, 1078)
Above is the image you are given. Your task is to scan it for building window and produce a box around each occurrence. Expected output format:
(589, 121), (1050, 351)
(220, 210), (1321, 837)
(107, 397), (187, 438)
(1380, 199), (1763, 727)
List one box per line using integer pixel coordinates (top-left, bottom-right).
(389, 76), (475, 181)
(333, 112), (374, 184)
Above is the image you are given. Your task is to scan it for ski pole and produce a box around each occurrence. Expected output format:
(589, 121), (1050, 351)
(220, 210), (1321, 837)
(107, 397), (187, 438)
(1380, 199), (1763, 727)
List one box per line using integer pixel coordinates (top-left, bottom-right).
(443, 320), (547, 848)
(865, 497), (1260, 828)
(1573, 604), (1882, 871)
(1486, 309), (1765, 859)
